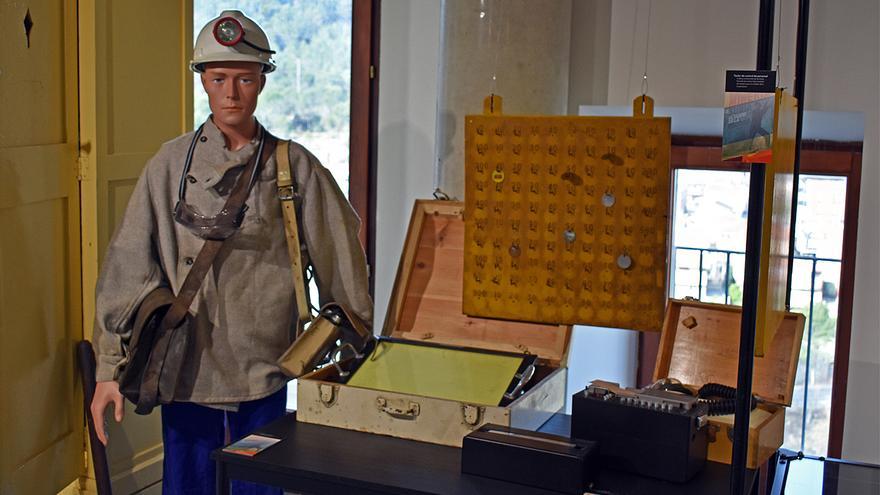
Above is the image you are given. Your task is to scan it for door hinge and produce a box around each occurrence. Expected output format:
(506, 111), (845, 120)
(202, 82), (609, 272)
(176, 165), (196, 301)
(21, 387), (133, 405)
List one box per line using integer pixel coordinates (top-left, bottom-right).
(77, 141), (92, 181)
(76, 155), (88, 181)
(369, 65), (375, 80)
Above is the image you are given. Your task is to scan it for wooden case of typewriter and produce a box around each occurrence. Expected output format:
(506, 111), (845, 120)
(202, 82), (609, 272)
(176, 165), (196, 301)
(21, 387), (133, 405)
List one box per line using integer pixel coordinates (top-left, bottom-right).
(297, 200), (573, 447)
(654, 299), (805, 469)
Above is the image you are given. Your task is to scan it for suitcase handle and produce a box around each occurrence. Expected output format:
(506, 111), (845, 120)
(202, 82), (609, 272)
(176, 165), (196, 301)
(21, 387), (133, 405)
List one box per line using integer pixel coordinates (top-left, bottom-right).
(376, 397), (420, 420)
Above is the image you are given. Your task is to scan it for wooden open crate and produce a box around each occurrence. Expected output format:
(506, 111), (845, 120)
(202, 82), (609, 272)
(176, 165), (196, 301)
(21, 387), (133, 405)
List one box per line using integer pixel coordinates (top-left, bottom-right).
(654, 299), (805, 468)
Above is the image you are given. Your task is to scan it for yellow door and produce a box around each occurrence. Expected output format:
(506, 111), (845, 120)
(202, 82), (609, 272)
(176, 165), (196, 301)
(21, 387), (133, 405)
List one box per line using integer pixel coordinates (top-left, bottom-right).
(0, 0), (84, 493)
(78, 1), (192, 491)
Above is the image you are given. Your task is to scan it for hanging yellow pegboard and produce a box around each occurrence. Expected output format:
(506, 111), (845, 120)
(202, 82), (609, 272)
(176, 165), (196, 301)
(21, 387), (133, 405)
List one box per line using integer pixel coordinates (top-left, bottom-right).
(463, 96), (671, 332)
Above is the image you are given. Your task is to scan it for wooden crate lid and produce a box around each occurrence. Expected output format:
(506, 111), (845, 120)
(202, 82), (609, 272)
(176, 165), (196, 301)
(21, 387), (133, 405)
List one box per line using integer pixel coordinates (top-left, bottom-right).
(653, 299), (805, 406)
(382, 200), (572, 367)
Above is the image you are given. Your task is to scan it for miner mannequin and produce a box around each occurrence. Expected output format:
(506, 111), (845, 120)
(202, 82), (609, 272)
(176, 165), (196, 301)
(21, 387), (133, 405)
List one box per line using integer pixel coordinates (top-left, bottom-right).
(89, 10), (372, 494)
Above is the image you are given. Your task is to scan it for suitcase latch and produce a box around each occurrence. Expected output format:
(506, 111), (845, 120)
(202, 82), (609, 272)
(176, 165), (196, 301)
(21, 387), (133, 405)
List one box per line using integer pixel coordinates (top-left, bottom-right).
(376, 397), (420, 420)
(319, 383), (338, 407)
(461, 404), (484, 427)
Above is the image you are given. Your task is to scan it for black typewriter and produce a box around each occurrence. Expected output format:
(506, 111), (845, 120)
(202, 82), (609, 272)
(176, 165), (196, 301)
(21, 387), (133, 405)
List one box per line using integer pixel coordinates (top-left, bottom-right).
(571, 380), (710, 483)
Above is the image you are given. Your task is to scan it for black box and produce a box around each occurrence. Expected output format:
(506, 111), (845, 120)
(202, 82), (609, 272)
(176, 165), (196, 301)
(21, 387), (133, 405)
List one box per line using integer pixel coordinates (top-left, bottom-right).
(462, 424), (598, 494)
(571, 389), (708, 483)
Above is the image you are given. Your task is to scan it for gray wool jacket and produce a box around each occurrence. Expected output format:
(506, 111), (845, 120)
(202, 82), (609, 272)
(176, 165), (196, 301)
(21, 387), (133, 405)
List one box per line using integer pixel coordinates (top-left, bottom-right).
(92, 118), (372, 404)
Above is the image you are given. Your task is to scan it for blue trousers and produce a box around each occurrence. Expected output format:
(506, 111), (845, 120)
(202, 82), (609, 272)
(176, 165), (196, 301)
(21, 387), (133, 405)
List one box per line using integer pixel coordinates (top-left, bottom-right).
(161, 387), (286, 494)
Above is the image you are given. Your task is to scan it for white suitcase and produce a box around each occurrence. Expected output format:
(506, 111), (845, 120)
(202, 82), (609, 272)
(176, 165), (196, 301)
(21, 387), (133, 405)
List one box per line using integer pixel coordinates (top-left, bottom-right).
(297, 200), (572, 447)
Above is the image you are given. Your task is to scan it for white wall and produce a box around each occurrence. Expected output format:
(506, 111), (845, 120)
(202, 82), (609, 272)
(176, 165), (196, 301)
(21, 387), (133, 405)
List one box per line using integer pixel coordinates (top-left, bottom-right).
(567, 0), (612, 113)
(374, 1), (442, 329)
(603, 0), (879, 463)
(806, 0), (880, 464)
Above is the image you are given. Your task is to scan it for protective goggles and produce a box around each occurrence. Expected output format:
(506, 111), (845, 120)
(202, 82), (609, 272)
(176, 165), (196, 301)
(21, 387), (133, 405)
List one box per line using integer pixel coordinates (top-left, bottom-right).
(212, 16), (276, 54)
(172, 124), (267, 240)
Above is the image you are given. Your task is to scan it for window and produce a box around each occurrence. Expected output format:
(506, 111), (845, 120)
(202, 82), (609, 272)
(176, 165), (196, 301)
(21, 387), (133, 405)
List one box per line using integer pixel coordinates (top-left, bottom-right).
(671, 168), (847, 455)
(787, 175), (847, 453)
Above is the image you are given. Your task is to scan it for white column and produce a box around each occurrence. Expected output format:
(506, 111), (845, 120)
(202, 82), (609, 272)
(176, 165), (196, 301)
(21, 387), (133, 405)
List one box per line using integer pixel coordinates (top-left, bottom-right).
(435, 0), (573, 199)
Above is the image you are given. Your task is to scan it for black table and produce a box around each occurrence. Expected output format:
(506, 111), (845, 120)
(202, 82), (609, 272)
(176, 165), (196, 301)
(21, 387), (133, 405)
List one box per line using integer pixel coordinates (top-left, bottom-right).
(213, 412), (757, 494)
(770, 449), (880, 495)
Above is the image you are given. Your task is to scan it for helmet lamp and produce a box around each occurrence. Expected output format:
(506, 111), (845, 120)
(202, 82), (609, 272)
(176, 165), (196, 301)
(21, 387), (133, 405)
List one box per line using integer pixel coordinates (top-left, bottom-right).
(213, 17), (244, 46)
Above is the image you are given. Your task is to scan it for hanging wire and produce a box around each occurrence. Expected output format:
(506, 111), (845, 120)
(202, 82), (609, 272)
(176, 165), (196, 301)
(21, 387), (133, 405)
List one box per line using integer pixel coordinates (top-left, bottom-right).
(490, 1), (498, 94)
(641, 0), (653, 97)
(486, 0), (508, 95)
(478, 0), (489, 49)
(477, 0), (496, 92)
(478, 0), (497, 94)
(625, 2), (640, 98)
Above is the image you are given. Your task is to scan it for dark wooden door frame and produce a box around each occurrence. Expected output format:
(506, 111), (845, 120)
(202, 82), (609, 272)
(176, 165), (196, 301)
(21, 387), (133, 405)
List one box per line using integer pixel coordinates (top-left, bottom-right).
(349, 0), (380, 295)
(828, 149), (861, 458)
(637, 136), (863, 458)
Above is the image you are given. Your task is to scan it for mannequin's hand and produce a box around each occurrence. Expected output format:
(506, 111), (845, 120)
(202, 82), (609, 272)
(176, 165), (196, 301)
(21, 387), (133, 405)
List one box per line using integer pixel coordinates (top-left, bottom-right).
(91, 381), (124, 445)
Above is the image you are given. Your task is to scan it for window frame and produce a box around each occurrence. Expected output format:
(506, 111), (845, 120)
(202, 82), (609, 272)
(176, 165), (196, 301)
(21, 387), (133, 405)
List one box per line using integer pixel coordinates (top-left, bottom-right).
(637, 135), (863, 458)
(349, 0), (381, 295)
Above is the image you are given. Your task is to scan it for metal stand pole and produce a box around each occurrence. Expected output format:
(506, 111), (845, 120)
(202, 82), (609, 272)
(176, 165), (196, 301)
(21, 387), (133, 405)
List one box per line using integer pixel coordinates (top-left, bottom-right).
(731, 166), (766, 495)
(785, 0), (811, 307)
(730, 0), (775, 493)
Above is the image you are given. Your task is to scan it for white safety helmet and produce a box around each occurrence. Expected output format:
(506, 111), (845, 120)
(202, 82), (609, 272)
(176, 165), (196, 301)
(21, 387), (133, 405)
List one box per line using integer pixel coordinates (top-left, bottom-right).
(191, 10), (276, 73)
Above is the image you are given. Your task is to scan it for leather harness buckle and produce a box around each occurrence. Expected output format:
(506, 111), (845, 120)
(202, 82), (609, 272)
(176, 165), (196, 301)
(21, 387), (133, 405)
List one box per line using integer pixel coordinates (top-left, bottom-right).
(277, 185), (296, 201)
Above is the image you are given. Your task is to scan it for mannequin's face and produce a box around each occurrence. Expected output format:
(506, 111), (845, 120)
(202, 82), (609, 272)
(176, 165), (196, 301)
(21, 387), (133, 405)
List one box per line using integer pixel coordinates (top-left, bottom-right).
(200, 62), (265, 129)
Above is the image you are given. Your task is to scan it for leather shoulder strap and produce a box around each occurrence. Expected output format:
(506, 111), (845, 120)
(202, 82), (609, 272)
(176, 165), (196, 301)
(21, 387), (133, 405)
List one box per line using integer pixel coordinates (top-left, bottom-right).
(276, 140), (312, 338)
